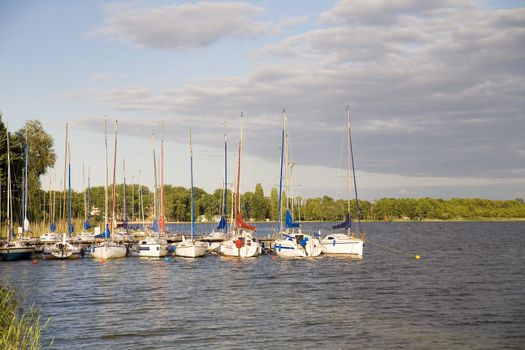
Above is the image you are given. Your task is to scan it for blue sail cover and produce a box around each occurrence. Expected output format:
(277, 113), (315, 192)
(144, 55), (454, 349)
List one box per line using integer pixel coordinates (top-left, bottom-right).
(83, 220), (90, 230)
(216, 216), (226, 230)
(68, 223), (74, 235)
(95, 224), (111, 239)
(50, 222), (56, 232)
(285, 209), (300, 228)
(152, 219), (159, 233)
(333, 212), (351, 229)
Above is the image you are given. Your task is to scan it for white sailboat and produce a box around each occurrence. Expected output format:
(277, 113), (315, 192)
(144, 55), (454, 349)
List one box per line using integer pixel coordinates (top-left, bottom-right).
(175, 129), (207, 258)
(138, 132), (168, 258)
(39, 171), (62, 243)
(273, 110), (321, 258)
(76, 164), (96, 243)
(90, 120), (127, 260)
(0, 126), (33, 261)
(219, 112), (261, 258)
(321, 106), (364, 257)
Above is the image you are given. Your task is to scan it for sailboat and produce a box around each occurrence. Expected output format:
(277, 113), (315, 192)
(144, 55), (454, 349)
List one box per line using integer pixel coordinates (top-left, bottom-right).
(46, 135), (84, 259)
(0, 125), (34, 261)
(175, 129), (207, 258)
(321, 106), (364, 257)
(273, 110), (322, 258)
(138, 132), (168, 258)
(90, 120), (127, 260)
(219, 112), (261, 258)
(202, 123), (228, 252)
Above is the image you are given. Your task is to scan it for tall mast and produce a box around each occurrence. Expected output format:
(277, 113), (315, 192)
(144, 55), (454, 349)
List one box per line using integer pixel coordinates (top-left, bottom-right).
(23, 128), (29, 234)
(347, 106), (362, 236)
(67, 142), (72, 237)
(104, 118), (109, 237)
(83, 163), (87, 225)
(222, 122), (228, 233)
(277, 109), (285, 233)
(152, 133), (158, 232)
(87, 167), (91, 229)
(111, 120), (118, 232)
(235, 112), (243, 224)
(6, 127), (11, 242)
(63, 123), (68, 232)
(160, 122), (165, 231)
(190, 129), (195, 240)
(131, 175), (134, 222)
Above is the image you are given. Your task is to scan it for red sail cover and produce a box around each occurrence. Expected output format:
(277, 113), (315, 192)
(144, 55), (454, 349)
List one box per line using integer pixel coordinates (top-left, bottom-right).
(235, 212), (256, 231)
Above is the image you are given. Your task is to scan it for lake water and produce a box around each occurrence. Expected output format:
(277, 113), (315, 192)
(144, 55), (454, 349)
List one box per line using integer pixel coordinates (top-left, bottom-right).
(1, 222), (524, 349)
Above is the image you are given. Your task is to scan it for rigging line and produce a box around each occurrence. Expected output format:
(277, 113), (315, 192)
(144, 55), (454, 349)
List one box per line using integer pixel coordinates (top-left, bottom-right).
(365, 238), (421, 259)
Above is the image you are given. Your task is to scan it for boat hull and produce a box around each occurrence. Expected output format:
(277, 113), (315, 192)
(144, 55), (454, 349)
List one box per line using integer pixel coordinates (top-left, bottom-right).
(274, 234), (322, 258)
(220, 238), (260, 258)
(137, 243), (168, 258)
(0, 247), (34, 261)
(43, 243), (84, 260)
(90, 243), (127, 260)
(175, 241), (207, 258)
(321, 235), (364, 257)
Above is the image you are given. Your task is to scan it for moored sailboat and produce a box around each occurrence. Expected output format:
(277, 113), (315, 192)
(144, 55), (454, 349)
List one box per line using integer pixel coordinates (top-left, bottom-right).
(273, 110), (321, 258)
(321, 106), (364, 257)
(175, 129), (207, 258)
(219, 112), (260, 258)
(90, 120), (127, 260)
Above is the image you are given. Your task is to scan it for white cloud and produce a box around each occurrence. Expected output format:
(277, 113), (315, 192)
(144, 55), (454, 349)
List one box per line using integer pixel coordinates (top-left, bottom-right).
(92, 1), (266, 49)
(69, 0), (525, 187)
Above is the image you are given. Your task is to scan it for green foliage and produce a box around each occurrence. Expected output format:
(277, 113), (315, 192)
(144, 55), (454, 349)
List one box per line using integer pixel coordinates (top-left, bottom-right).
(0, 286), (52, 349)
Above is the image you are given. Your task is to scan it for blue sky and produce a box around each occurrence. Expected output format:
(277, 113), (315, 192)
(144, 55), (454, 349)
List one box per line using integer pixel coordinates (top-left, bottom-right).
(1, 0), (524, 200)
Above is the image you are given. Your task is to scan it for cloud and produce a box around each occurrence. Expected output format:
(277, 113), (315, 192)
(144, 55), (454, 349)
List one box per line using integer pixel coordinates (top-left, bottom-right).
(92, 2), (265, 49)
(70, 1), (525, 184)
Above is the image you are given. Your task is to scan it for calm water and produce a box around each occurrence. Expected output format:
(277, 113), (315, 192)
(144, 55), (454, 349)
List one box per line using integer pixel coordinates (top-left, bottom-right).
(1, 222), (524, 349)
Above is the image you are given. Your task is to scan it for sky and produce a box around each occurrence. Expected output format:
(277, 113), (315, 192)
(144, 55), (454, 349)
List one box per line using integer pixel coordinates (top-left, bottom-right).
(1, 0), (524, 200)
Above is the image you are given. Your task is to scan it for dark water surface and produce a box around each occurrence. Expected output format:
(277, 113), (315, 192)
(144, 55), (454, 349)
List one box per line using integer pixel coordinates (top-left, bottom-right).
(1, 222), (524, 349)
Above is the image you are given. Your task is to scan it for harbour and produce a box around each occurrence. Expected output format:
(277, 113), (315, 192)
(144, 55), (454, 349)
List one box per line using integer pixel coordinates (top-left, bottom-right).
(1, 221), (524, 349)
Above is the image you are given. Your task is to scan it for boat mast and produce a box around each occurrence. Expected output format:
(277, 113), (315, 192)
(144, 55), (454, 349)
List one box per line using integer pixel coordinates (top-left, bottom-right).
(104, 118), (109, 238)
(222, 122), (228, 233)
(23, 128), (29, 235)
(68, 141), (72, 237)
(63, 123), (68, 233)
(347, 106), (362, 236)
(277, 109), (285, 233)
(152, 133), (158, 233)
(87, 167), (91, 230)
(83, 163), (87, 228)
(111, 120), (118, 233)
(235, 112), (243, 230)
(160, 122), (165, 231)
(190, 129), (195, 240)
(6, 127), (11, 242)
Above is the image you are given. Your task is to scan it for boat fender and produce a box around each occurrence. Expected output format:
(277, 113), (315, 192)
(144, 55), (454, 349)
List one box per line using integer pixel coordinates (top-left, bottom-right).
(300, 239), (307, 248)
(332, 239), (336, 247)
(235, 239), (243, 249)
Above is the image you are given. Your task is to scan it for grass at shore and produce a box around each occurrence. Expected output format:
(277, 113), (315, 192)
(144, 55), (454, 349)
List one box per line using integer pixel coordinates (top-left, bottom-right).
(0, 286), (52, 350)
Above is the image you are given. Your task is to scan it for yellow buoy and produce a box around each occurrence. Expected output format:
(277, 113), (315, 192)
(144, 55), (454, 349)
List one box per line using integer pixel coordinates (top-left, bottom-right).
(415, 255), (421, 260)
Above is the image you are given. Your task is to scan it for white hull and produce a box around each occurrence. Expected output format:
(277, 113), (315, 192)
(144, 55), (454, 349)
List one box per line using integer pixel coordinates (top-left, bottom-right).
(220, 235), (260, 258)
(202, 231), (225, 252)
(274, 233), (322, 258)
(44, 242), (83, 259)
(321, 233), (363, 257)
(90, 242), (127, 260)
(175, 240), (207, 258)
(137, 236), (168, 258)
(205, 241), (222, 252)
